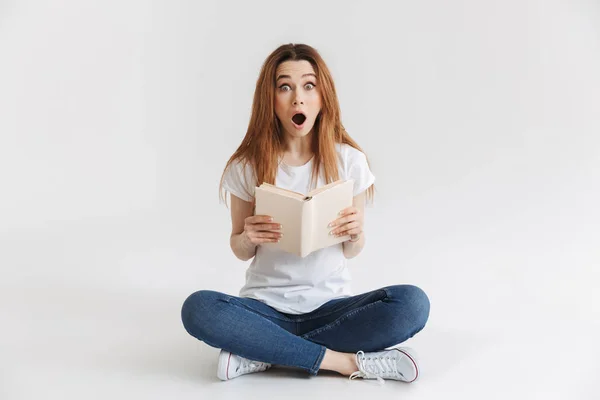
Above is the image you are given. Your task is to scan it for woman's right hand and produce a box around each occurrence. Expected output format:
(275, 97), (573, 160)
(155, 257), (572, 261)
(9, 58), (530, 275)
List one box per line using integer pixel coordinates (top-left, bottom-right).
(242, 215), (283, 245)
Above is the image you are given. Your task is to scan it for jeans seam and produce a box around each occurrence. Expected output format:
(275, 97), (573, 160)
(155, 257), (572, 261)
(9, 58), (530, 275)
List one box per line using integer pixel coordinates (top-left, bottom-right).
(381, 287), (392, 300)
(300, 300), (384, 340)
(309, 345), (326, 375)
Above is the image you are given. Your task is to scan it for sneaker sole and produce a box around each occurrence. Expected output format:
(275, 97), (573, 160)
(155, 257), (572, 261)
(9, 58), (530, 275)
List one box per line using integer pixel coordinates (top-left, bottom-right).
(217, 350), (232, 381)
(393, 347), (419, 383)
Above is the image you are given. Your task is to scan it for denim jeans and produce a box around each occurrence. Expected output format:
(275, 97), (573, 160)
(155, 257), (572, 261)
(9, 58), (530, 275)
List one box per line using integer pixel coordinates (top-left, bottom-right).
(181, 284), (430, 376)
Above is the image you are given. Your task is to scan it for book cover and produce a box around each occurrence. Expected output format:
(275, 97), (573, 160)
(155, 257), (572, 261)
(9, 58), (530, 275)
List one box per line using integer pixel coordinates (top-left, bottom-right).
(254, 179), (354, 257)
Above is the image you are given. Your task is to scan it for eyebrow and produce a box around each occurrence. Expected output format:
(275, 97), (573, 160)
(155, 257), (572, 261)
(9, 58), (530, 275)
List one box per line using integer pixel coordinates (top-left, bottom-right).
(276, 73), (317, 82)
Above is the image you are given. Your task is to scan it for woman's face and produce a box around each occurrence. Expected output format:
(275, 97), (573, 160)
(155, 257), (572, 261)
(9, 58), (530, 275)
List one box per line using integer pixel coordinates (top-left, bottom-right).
(274, 60), (322, 139)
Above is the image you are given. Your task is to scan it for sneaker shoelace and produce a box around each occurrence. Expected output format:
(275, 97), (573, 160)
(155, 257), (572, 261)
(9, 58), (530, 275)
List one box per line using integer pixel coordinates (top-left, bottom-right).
(349, 350), (405, 385)
(236, 357), (269, 374)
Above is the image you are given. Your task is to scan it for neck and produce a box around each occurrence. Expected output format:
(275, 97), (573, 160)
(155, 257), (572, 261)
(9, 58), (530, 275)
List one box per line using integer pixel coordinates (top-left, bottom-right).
(283, 130), (314, 158)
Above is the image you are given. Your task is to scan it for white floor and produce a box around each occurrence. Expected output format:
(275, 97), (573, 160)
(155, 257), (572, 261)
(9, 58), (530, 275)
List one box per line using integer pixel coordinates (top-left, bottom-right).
(2, 212), (599, 400)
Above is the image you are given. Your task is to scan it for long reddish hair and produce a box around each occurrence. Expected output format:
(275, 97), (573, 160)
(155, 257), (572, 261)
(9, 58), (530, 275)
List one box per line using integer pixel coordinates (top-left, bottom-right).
(219, 43), (375, 205)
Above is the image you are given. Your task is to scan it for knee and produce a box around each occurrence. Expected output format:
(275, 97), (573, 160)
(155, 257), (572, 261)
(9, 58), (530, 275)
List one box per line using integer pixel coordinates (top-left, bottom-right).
(180, 290), (223, 337)
(384, 284), (430, 330)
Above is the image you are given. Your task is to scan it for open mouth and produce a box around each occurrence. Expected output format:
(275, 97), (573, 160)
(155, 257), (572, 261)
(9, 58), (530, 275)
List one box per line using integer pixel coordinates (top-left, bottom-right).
(291, 113), (307, 126)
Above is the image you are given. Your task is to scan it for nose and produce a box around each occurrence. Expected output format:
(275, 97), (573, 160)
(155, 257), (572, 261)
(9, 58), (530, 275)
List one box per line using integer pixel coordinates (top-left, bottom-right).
(293, 95), (304, 105)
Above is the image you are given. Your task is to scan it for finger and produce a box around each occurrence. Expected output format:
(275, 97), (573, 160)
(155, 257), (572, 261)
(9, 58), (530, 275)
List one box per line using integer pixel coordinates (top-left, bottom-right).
(252, 231), (283, 239)
(339, 207), (358, 216)
(245, 219), (279, 231)
(249, 215), (275, 224)
(345, 227), (362, 236)
(329, 213), (359, 228)
(336, 228), (362, 238)
(248, 235), (281, 245)
(330, 221), (360, 236)
(249, 223), (282, 232)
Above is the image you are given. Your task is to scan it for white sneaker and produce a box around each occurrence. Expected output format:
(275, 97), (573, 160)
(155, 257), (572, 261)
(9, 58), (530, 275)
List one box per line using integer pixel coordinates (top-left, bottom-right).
(217, 349), (272, 381)
(349, 347), (420, 384)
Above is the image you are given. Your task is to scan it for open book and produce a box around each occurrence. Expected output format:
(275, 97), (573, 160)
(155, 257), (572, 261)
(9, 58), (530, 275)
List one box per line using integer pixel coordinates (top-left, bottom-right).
(254, 179), (354, 257)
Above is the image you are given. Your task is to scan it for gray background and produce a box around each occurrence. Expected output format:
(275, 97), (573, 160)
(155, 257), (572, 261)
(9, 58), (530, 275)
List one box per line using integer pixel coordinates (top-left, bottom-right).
(1, 0), (599, 399)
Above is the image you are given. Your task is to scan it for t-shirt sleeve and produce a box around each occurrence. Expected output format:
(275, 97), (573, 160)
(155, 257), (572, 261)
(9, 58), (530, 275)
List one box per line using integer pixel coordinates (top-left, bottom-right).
(222, 159), (255, 202)
(347, 148), (376, 196)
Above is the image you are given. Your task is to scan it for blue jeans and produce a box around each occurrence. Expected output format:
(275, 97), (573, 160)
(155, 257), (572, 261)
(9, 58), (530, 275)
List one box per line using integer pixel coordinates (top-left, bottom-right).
(181, 284), (430, 376)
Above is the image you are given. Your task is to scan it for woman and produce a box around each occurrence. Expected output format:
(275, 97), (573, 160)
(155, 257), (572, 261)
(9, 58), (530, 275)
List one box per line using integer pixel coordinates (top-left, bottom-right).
(181, 43), (430, 384)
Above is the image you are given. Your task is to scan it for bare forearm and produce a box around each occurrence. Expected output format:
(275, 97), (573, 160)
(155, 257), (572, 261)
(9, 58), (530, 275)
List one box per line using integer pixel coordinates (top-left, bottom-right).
(342, 233), (365, 259)
(230, 232), (257, 261)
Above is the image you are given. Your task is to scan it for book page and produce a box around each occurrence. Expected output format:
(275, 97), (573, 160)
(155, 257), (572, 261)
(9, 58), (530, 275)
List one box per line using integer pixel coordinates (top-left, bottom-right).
(255, 186), (306, 257)
(306, 179), (344, 197)
(306, 179), (354, 254)
(259, 183), (307, 200)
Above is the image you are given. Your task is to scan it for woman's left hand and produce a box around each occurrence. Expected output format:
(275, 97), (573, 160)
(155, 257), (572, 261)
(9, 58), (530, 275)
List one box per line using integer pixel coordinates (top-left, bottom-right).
(328, 206), (363, 242)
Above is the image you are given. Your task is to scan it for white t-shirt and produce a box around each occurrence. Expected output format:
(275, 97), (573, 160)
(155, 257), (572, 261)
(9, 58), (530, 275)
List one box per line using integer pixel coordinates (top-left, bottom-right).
(222, 142), (376, 314)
